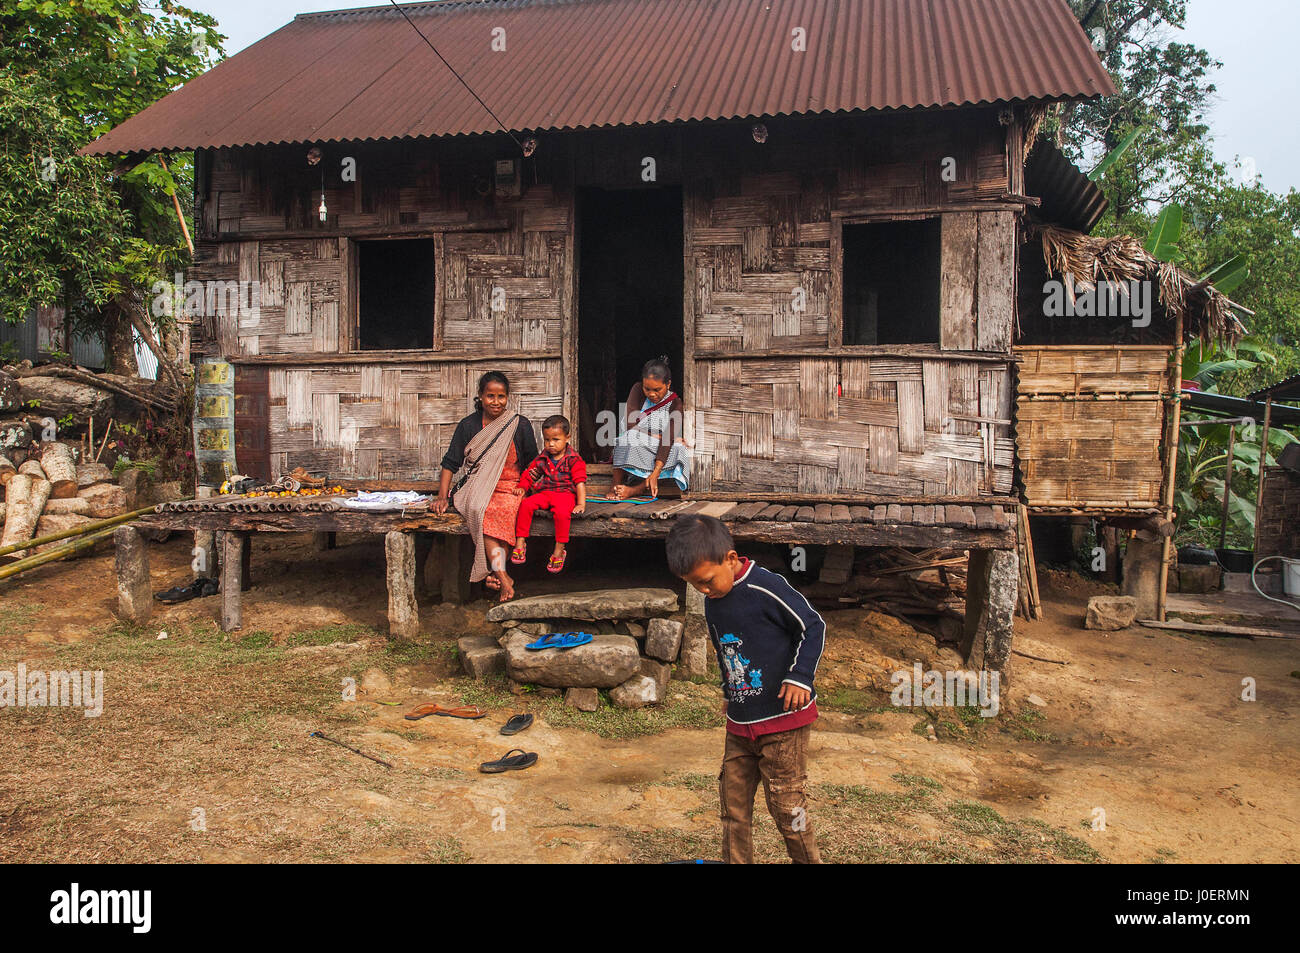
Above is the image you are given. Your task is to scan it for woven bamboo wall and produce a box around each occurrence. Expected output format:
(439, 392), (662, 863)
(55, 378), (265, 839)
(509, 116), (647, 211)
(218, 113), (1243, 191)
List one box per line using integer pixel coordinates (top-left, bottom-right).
(264, 359), (561, 480)
(1014, 345), (1171, 507)
(194, 147), (573, 358)
(186, 111), (1027, 492)
(683, 109), (1019, 498)
(692, 356), (1015, 496)
(188, 143), (573, 480)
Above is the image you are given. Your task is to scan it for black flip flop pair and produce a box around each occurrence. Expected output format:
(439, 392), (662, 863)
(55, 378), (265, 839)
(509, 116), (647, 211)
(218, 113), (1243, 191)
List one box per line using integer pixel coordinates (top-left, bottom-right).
(481, 714), (536, 773)
(155, 577), (219, 604)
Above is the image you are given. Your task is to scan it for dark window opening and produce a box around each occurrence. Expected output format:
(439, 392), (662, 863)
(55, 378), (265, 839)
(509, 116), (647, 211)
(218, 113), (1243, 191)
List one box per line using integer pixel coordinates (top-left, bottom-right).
(358, 238), (436, 350)
(577, 187), (683, 464)
(842, 219), (941, 345)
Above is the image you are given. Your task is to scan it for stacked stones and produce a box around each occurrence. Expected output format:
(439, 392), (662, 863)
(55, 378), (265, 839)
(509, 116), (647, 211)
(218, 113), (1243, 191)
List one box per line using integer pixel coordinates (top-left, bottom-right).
(457, 588), (710, 711)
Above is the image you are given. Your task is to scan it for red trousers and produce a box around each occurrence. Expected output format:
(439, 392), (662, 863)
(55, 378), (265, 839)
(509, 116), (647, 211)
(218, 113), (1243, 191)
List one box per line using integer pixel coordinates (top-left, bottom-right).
(515, 489), (577, 543)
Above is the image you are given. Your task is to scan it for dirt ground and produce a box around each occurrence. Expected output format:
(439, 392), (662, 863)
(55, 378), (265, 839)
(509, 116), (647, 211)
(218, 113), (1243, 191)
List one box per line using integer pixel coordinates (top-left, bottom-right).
(1, 533), (1296, 863)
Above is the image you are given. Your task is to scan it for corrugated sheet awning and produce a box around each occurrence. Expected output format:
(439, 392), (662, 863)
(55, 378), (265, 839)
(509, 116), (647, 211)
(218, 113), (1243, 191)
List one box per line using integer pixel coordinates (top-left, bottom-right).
(82, 0), (1115, 157)
(1025, 138), (1109, 233)
(1248, 374), (1300, 403)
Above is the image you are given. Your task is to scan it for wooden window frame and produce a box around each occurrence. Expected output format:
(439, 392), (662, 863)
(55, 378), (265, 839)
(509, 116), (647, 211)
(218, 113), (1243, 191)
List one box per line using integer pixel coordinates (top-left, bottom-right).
(832, 210), (944, 353)
(343, 233), (445, 357)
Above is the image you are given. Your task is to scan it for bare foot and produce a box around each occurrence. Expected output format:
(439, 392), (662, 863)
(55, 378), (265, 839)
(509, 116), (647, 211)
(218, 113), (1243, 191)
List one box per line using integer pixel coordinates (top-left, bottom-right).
(612, 484), (630, 499)
(484, 574), (502, 591)
(496, 572), (515, 602)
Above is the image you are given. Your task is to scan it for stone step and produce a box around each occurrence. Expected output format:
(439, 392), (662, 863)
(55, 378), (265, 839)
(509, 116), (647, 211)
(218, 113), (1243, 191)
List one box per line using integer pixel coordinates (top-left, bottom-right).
(486, 587), (679, 623)
(503, 632), (640, 688)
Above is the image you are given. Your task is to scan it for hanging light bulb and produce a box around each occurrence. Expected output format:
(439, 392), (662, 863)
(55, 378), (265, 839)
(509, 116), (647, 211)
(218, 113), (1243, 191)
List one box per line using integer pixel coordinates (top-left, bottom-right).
(318, 167), (327, 223)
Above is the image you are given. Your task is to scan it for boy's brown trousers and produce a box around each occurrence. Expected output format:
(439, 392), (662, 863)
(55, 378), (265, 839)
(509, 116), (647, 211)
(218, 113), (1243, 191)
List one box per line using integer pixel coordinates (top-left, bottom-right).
(719, 723), (821, 864)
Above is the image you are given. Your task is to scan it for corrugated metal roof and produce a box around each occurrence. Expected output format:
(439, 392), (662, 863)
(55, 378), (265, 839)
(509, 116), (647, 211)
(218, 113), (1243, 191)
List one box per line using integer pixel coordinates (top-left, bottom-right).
(1249, 374), (1300, 403)
(1026, 138), (1109, 233)
(82, 0), (1115, 156)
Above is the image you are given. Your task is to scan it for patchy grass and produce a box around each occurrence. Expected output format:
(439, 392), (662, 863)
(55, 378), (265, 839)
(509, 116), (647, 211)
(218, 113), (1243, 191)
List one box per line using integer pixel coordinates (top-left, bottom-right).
(901, 702), (1058, 745)
(945, 801), (1099, 863)
(818, 686), (893, 716)
(0, 601), (42, 639)
(455, 674), (724, 739)
(282, 623), (375, 648)
(620, 772), (1100, 864)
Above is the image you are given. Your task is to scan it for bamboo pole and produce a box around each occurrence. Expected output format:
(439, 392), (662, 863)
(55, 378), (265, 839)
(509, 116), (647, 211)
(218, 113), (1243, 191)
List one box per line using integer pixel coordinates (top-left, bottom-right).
(95, 419), (114, 463)
(1156, 327), (1185, 623)
(158, 155), (194, 256)
(1219, 423), (1237, 550)
(0, 526), (118, 581)
(1254, 395), (1273, 555)
(0, 505), (157, 559)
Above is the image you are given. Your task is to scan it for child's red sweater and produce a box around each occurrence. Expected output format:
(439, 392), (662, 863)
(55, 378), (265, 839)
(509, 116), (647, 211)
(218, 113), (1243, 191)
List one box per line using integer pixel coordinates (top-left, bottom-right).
(519, 446), (587, 494)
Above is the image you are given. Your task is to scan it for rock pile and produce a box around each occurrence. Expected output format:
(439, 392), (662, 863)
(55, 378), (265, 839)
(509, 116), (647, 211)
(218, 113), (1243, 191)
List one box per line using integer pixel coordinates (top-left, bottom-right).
(458, 588), (705, 710)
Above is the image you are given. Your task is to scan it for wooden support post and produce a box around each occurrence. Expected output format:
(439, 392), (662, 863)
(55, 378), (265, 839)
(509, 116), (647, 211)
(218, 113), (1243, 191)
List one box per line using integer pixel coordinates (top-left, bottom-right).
(1157, 327), (1185, 622)
(1100, 525), (1120, 584)
(219, 531), (246, 632)
(440, 534), (474, 605)
(194, 485), (216, 578)
(961, 549), (1018, 686)
(414, 532), (437, 600)
(385, 531), (419, 640)
(114, 525), (152, 624)
(241, 532), (252, 591)
(312, 531), (337, 552)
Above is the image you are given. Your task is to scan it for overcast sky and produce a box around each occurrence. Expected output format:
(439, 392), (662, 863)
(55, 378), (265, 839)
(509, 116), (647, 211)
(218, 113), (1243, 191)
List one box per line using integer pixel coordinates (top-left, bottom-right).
(196, 0), (1299, 194)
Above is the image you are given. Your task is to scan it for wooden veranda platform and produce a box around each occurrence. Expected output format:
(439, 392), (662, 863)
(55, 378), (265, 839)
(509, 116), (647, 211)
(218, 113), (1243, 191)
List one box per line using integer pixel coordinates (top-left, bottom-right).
(112, 493), (1021, 679)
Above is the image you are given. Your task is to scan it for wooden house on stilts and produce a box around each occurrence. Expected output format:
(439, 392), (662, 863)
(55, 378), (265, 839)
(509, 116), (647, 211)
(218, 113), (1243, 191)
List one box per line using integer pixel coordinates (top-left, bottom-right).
(84, 0), (1119, 678)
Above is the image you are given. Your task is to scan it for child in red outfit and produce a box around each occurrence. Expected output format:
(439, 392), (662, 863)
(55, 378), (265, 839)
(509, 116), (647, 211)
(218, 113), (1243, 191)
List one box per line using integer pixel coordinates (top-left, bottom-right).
(512, 415), (587, 573)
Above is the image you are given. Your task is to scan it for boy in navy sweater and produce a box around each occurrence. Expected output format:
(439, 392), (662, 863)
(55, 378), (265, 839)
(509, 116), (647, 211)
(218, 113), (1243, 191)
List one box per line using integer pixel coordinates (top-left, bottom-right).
(666, 514), (824, 864)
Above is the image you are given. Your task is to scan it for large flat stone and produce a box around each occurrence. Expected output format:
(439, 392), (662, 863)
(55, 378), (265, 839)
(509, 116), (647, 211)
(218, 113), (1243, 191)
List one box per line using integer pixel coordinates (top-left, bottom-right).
(503, 632), (640, 688)
(486, 588), (679, 623)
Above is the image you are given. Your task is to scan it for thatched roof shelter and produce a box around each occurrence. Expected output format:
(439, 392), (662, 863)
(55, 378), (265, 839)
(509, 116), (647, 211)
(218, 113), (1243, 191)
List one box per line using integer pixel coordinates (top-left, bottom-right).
(1033, 225), (1247, 345)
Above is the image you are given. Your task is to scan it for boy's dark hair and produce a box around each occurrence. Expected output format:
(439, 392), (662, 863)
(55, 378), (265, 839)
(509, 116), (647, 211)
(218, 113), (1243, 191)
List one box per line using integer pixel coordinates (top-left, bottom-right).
(666, 514), (734, 577)
(541, 414), (570, 435)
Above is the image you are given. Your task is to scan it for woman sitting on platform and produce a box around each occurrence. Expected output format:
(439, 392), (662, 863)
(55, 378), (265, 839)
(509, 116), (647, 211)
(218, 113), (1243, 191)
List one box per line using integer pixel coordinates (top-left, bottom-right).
(434, 371), (538, 601)
(611, 355), (691, 499)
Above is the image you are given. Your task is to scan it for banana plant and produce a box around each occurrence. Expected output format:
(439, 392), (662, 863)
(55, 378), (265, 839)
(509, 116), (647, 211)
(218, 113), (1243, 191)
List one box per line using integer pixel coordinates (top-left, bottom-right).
(1176, 336), (1296, 543)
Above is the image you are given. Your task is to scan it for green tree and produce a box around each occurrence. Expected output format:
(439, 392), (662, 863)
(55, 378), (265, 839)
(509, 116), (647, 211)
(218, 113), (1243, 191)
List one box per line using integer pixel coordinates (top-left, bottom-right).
(0, 0), (222, 371)
(1052, 0), (1300, 390)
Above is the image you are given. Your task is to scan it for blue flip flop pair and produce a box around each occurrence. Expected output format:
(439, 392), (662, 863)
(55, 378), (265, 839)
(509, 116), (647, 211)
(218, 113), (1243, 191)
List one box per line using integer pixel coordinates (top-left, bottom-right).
(525, 631), (594, 651)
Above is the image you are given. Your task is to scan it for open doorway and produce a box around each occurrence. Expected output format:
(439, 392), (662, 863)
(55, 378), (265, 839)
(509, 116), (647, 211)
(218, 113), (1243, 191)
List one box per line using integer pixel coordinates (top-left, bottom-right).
(577, 187), (683, 463)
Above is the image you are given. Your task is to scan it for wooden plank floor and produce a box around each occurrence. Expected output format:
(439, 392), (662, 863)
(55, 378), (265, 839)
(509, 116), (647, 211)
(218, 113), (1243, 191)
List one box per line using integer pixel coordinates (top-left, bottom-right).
(143, 495), (1018, 549)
